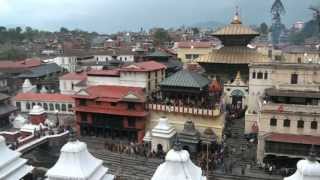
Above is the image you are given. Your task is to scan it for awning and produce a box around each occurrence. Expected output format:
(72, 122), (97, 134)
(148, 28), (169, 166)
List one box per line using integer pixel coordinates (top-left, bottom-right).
(265, 133), (320, 145)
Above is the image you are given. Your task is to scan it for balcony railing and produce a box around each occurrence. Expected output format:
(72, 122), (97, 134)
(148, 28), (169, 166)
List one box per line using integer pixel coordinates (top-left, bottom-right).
(146, 103), (220, 117)
(276, 83), (320, 92)
(260, 100), (320, 114)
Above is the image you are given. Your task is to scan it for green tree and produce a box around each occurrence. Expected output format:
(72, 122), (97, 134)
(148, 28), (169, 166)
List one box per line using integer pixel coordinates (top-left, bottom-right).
(192, 27), (200, 35)
(288, 32), (305, 45)
(60, 27), (69, 33)
(152, 28), (171, 46)
(259, 23), (269, 35)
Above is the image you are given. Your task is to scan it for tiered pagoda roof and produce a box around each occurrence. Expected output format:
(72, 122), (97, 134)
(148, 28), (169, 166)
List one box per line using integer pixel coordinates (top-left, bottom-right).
(197, 12), (269, 65)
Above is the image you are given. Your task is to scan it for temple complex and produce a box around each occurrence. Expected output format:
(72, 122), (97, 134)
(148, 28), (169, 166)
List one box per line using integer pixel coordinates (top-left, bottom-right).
(0, 135), (34, 180)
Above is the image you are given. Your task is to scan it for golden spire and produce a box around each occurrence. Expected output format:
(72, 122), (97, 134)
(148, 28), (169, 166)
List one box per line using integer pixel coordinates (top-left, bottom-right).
(231, 6), (242, 24)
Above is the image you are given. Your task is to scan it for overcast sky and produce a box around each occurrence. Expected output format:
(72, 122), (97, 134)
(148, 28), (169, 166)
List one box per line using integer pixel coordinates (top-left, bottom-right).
(0, 0), (317, 33)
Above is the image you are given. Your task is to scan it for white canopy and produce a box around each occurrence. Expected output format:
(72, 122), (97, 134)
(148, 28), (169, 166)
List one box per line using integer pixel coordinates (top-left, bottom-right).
(46, 139), (114, 180)
(0, 136), (34, 180)
(152, 147), (206, 180)
(284, 159), (320, 180)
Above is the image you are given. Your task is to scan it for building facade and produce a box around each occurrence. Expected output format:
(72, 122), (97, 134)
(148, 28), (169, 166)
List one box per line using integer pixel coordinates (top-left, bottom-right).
(245, 62), (320, 164)
(73, 85), (148, 143)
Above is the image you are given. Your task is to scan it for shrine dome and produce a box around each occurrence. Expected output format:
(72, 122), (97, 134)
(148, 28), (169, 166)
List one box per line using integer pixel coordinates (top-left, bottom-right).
(46, 131), (114, 180)
(29, 105), (45, 115)
(152, 142), (206, 180)
(12, 114), (28, 129)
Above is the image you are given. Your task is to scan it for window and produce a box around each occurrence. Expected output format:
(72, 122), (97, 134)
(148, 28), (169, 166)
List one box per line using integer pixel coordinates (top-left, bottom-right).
(37, 103), (42, 106)
(257, 72), (263, 79)
(49, 103), (54, 111)
(128, 102), (135, 110)
(68, 104), (72, 112)
(111, 102), (117, 106)
(148, 72), (151, 79)
(270, 117), (277, 126)
(81, 113), (87, 122)
(193, 54), (199, 59)
(55, 104), (60, 111)
(16, 102), (21, 110)
(96, 101), (101, 105)
(32, 102), (36, 108)
(128, 118), (135, 127)
(291, 73), (298, 84)
(252, 72), (256, 79)
(26, 102), (31, 110)
(297, 57), (302, 63)
(297, 119), (304, 128)
(264, 72), (268, 79)
(283, 119), (290, 127)
(71, 83), (74, 90)
(79, 99), (86, 106)
(311, 121), (318, 129)
(43, 103), (48, 110)
(61, 104), (67, 111)
(185, 54), (192, 59)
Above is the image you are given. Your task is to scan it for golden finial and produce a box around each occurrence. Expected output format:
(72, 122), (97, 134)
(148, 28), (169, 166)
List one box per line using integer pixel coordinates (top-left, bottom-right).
(231, 6), (242, 24)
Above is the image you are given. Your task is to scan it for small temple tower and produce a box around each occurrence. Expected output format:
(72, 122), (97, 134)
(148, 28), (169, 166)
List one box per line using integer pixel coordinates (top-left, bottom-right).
(178, 120), (200, 153)
(151, 116), (176, 153)
(0, 136), (34, 179)
(151, 141), (207, 180)
(29, 105), (46, 125)
(284, 146), (320, 180)
(46, 130), (114, 180)
(22, 79), (36, 93)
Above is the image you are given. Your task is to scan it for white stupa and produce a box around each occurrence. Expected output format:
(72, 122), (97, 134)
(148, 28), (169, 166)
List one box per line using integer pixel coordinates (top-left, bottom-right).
(284, 147), (320, 180)
(0, 136), (34, 179)
(152, 141), (207, 180)
(40, 86), (48, 93)
(12, 114), (28, 129)
(22, 79), (36, 93)
(29, 105), (45, 115)
(143, 130), (152, 142)
(151, 116), (176, 152)
(46, 131), (114, 180)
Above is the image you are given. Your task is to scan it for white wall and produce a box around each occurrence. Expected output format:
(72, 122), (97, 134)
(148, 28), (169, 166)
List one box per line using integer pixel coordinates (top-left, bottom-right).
(59, 79), (83, 95)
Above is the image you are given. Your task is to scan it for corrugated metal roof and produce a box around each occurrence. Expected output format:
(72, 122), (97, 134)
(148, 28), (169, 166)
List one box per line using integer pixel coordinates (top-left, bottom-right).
(196, 46), (269, 64)
(160, 70), (210, 89)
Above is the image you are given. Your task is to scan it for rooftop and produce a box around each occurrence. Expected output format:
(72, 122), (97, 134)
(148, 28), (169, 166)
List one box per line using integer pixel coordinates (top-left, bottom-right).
(59, 71), (87, 81)
(0, 59), (41, 70)
(121, 61), (166, 72)
(176, 41), (214, 49)
(15, 93), (74, 102)
(74, 85), (145, 103)
(160, 70), (210, 89)
(17, 63), (61, 78)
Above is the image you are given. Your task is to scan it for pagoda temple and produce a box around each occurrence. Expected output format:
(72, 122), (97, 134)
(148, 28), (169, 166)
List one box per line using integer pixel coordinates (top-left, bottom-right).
(0, 136), (34, 180)
(197, 10), (269, 81)
(151, 141), (207, 180)
(46, 130), (114, 180)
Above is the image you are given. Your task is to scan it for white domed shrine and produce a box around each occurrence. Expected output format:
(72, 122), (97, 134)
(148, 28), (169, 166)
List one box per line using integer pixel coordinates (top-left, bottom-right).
(12, 114), (28, 129)
(152, 141), (206, 180)
(46, 131), (114, 180)
(0, 136), (34, 179)
(284, 146), (320, 180)
(151, 116), (176, 152)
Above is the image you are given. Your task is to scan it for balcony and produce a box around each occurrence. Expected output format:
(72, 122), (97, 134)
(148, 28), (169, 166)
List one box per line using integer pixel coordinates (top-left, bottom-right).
(260, 101), (320, 115)
(276, 83), (320, 92)
(146, 103), (220, 117)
